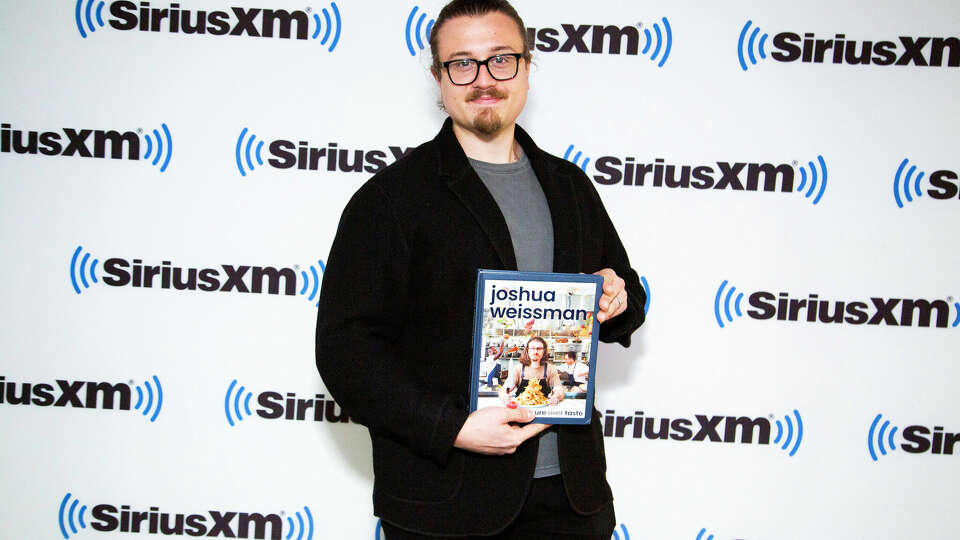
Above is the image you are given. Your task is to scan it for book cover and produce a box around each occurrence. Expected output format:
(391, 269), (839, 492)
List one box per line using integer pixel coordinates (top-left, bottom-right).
(469, 269), (603, 424)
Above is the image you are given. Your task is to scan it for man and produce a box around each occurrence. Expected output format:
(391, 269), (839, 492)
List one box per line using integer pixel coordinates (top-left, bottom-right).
(558, 351), (590, 392)
(315, 1), (645, 537)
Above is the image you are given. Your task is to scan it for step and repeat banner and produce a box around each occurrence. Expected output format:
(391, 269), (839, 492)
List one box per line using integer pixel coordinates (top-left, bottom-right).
(1, 1), (957, 538)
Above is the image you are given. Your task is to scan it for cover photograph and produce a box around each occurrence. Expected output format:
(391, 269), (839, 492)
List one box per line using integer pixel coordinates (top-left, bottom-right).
(470, 270), (603, 424)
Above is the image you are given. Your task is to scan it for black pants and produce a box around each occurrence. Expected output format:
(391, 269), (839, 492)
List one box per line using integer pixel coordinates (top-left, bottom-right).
(381, 475), (615, 540)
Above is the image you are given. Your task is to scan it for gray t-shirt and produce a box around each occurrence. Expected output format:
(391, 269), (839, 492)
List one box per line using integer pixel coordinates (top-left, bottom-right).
(469, 152), (560, 478)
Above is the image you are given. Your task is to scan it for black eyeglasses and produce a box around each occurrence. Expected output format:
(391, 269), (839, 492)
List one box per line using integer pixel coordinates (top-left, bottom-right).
(441, 53), (523, 85)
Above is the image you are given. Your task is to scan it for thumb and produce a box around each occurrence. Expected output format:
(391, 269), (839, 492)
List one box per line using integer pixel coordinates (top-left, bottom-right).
(504, 406), (535, 423)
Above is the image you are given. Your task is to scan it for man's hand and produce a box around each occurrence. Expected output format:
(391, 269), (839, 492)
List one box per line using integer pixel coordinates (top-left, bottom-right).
(454, 406), (549, 455)
(594, 268), (627, 323)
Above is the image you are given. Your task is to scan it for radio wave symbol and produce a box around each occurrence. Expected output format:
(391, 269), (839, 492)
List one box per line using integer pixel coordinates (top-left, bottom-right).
(868, 413), (900, 461)
(235, 128), (266, 177)
(74, 0), (106, 39)
(893, 158), (926, 208)
(58, 493), (88, 539)
(611, 523), (630, 540)
(311, 2), (342, 52)
(695, 529), (715, 540)
(224, 379), (256, 427)
(953, 302), (960, 328)
(737, 20), (768, 71)
(772, 409), (804, 457)
(405, 6), (435, 56)
(299, 259), (327, 306)
(563, 145), (591, 172)
(142, 123), (173, 173)
(794, 155), (828, 205)
(285, 506), (315, 540)
(713, 280), (744, 329)
(640, 276), (651, 316)
(132, 376), (164, 422)
(642, 17), (673, 68)
(69, 245), (99, 295)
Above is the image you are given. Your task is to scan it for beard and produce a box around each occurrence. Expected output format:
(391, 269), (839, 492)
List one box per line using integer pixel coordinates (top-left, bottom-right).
(467, 88), (508, 135)
(472, 108), (502, 135)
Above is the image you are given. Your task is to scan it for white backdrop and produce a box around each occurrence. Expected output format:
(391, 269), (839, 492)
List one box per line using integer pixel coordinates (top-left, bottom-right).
(1, 1), (957, 539)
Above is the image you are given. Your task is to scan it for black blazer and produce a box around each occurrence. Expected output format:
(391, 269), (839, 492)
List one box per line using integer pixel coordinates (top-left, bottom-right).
(316, 118), (645, 536)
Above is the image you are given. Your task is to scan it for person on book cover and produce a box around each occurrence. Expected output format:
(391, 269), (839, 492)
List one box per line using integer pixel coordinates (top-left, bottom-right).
(315, 0), (646, 537)
(498, 337), (564, 406)
(482, 336), (506, 387)
(558, 351), (590, 393)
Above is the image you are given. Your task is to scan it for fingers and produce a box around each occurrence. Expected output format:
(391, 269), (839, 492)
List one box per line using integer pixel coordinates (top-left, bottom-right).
(593, 268), (626, 322)
(515, 421), (550, 441)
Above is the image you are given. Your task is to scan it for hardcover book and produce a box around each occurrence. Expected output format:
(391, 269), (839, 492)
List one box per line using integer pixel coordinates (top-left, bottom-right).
(469, 269), (602, 424)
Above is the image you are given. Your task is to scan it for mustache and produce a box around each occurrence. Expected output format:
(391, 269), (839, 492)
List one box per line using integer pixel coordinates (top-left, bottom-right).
(466, 89), (507, 101)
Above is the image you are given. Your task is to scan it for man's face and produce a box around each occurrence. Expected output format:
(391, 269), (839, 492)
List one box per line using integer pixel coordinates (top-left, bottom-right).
(527, 342), (545, 362)
(433, 12), (529, 138)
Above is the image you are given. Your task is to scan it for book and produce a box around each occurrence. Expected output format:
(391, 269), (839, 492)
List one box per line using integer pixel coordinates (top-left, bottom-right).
(469, 269), (603, 424)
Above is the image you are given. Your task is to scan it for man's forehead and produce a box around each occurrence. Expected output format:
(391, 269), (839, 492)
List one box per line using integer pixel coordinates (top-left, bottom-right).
(435, 12), (525, 59)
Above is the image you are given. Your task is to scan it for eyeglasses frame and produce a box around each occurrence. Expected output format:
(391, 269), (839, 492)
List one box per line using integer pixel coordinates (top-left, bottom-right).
(440, 53), (524, 86)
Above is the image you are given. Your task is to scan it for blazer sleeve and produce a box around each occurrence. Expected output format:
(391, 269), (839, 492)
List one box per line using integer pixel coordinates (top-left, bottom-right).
(315, 182), (469, 465)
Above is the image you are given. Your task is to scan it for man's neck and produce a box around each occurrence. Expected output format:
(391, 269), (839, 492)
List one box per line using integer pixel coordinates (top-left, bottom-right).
(452, 122), (520, 164)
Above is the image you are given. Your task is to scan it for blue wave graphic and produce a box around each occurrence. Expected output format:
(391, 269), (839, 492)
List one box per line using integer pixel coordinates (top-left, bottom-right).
(642, 17), (672, 67)
(796, 156), (828, 205)
(868, 413), (900, 461)
(953, 302), (960, 327)
(141, 124), (173, 172)
(405, 6), (435, 56)
(312, 3), (342, 52)
(132, 376), (164, 422)
(75, 0), (106, 38)
(893, 158), (926, 208)
(713, 280), (744, 328)
(562, 144), (591, 172)
(737, 20), (769, 71)
(696, 528), (714, 540)
(58, 493), (87, 539)
(286, 506), (314, 540)
(640, 276), (651, 316)
(299, 259), (327, 305)
(225, 379), (258, 426)
(611, 523), (630, 540)
(375, 518), (383, 539)
(70, 245), (99, 295)
(235, 128), (266, 177)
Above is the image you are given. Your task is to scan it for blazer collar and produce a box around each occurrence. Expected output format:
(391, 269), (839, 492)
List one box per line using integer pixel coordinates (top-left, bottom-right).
(433, 118), (582, 274)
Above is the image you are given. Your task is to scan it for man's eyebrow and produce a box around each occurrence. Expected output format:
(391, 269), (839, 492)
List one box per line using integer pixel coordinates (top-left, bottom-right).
(445, 46), (519, 59)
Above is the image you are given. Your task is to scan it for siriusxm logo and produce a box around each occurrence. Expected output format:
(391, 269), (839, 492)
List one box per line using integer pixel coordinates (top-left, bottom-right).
(565, 145), (828, 204)
(1, 122), (172, 172)
(602, 409), (804, 456)
(234, 128), (415, 177)
(526, 18), (673, 67)
(893, 158), (959, 208)
(224, 379), (352, 425)
(868, 413), (958, 461)
(715, 280), (960, 329)
(69, 245), (325, 305)
(58, 493), (313, 539)
(74, 1), (342, 50)
(0, 375), (163, 422)
(737, 20), (959, 71)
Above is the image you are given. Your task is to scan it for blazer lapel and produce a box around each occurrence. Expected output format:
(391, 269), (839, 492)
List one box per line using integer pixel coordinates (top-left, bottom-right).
(435, 120), (518, 271)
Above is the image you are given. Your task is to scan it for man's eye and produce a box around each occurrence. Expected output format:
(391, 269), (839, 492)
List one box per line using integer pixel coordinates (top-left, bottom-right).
(451, 60), (474, 70)
(491, 55), (507, 64)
